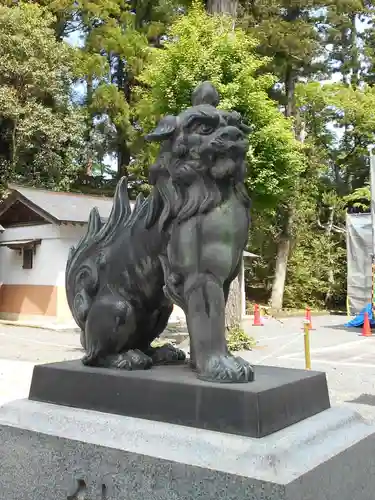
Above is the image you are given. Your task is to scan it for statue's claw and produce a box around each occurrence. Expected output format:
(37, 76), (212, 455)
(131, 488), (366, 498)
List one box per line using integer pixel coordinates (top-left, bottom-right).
(197, 354), (254, 383)
(115, 349), (153, 370)
(149, 344), (186, 365)
(82, 349), (153, 370)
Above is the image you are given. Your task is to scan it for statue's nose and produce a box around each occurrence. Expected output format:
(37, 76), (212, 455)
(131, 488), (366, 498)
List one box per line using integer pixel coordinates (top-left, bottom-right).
(218, 126), (244, 141)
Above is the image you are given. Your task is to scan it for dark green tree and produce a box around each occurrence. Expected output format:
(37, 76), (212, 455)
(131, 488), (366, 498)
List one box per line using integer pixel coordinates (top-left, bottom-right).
(37, 0), (187, 194)
(239, 1), (333, 309)
(0, 3), (85, 191)
(325, 0), (373, 87)
(136, 1), (304, 322)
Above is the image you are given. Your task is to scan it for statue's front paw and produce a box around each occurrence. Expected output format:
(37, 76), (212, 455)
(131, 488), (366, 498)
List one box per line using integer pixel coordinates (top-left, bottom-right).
(197, 354), (254, 383)
(151, 344), (186, 365)
(116, 350), (153, 370)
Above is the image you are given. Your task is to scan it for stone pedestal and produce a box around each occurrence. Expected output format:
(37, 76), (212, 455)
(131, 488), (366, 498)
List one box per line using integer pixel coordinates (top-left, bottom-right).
(1, 399), (375, 499)
(1, 361), (375, 499)
(28, 361), (330, 438)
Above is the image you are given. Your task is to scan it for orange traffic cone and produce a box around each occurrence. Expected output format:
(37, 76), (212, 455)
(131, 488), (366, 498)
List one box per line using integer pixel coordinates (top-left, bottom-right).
(361, 312), (372, 337)
(253, 304), (263, 326)
(305, 307), (312, 330)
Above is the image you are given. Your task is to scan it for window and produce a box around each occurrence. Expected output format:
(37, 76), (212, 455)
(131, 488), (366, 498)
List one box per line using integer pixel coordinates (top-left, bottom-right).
(22, 248), (33, 269)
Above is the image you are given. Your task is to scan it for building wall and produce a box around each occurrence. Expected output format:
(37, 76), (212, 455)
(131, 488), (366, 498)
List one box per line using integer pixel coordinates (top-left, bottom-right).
(0, 223), (85, 321)
(0, 222), (245, 324)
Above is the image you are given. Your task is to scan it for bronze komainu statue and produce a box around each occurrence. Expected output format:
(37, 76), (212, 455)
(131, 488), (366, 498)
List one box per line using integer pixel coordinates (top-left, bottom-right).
(66, 82), (254, 383)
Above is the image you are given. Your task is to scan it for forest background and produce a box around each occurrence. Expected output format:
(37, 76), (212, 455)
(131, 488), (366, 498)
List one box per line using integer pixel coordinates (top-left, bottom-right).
(0, 0), (374, 313)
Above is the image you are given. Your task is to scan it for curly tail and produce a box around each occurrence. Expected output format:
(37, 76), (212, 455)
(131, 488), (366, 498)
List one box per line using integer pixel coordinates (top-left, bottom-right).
(65, 177), (133, 330)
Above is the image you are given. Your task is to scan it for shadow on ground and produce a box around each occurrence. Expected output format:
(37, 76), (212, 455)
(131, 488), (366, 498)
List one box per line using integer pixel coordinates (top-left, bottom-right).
(347, 393), (375, 406)
(322, 324), (365, 333)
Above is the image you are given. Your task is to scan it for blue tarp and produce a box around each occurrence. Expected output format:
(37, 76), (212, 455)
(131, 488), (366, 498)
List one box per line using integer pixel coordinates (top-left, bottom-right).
(345, 303), (375, 327)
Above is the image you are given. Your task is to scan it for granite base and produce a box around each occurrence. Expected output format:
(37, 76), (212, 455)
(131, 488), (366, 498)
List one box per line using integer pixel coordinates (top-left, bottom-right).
(1, 399), (375, 500)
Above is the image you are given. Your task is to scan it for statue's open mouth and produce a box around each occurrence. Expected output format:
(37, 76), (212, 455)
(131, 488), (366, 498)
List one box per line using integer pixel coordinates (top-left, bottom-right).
(211, 138), (248, 158)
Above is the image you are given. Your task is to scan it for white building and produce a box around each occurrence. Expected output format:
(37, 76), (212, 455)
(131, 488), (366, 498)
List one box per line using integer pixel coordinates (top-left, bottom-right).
(0, 185), (115, 323)
(0, 185), (252, 325)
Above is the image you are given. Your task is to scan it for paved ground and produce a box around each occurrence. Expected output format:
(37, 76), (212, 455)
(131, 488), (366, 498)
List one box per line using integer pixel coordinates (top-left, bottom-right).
(2, 314), (375, 421)
(0, 325), (82, 406)
(241, 314), (375, 421)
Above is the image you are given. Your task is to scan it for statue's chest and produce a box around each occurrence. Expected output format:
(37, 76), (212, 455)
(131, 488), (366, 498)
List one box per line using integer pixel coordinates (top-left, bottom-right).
(201, 198), (249, 241)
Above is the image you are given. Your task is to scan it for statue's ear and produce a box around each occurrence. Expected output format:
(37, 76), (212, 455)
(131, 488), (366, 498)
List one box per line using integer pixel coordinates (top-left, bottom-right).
(227, 111), (252, 135)
(145, 115), (177, 142)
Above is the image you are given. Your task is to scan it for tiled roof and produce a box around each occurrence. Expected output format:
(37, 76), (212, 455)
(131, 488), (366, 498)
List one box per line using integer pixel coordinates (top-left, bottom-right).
(6, 185), (118, 223)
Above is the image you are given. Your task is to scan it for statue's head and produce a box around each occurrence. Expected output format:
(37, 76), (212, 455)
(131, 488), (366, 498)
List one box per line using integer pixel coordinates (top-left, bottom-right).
(146, 82), (251, 186)
(145, 82), (251, 227)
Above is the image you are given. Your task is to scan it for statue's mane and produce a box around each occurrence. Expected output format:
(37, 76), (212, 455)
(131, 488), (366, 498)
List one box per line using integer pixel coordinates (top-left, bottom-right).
(146, 159), (250, 231)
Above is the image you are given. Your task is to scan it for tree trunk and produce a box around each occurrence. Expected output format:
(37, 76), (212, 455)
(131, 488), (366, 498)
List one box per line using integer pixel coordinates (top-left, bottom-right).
(205, 0), (238, 16)
(11, 119), (17, 172)
(349, 13), (359, 88)
(205, 0), (242, 329)
(117, 146), (131, 179)
(85, 76), (94, 176)
(116, 56), (131, 179)
(271, 208), (294, 310)
(270, 66), (297, 310)
(284, 67), (296, 120)
(225, 275), (242, 330)
(323, 207), (335, 306)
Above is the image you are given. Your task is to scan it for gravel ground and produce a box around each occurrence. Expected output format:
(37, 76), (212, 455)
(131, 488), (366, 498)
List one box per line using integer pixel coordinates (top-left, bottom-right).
(2, 314), (375, 422)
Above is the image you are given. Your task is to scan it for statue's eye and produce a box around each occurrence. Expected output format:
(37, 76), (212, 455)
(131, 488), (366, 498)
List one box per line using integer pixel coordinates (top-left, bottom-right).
(197, 123), (214, 135)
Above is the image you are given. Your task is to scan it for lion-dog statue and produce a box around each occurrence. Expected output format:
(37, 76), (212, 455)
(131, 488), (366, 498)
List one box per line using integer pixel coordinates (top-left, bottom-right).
(65, 81), (254, 383)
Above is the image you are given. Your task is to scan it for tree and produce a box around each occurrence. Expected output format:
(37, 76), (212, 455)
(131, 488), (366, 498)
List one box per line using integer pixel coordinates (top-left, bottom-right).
(278, 74), (375, 309)
(325, 0), (373, 88)
(203, 0), (243, 330)
(0, 3), (85, 191)
(204, 0), (238, 16)
(363, 7), (375, 85)
(283, 196), (347, 309)
(136, 1), (303, 325)
(239, 1), (333, 310)
(37, 0), (187, 193)
(283, 3), (375, 310)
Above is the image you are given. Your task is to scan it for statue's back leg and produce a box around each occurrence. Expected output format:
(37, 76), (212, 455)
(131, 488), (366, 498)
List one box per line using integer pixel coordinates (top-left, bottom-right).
(81, 295), (152, 370)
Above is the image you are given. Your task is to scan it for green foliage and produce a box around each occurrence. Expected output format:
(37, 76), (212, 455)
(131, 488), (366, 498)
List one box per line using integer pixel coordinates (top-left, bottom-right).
(325, 0), (373, 86)
(344, 186), (371, 211)
(226, 325), (255, 352)
(237, 1), (333, 310)
(276, 74), (375, 308)
(283, 198), (347, 309)
(0, 3), (85, 189)
(240, 0), (330, 106)
(43, 0), (186, 184)
(135, 1), (304, 210)
(295, 81), (375, 194)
